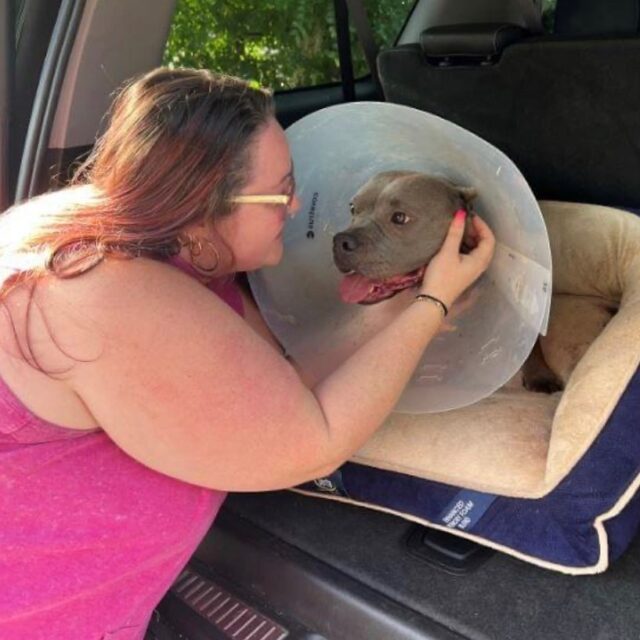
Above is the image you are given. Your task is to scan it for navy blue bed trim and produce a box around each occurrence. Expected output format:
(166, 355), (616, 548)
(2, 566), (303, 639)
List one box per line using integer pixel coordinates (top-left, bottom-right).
(299, 365), (640, 569)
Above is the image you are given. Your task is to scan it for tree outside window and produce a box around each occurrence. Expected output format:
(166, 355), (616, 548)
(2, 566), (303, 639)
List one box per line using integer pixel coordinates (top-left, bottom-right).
(163, 0), (414, 90)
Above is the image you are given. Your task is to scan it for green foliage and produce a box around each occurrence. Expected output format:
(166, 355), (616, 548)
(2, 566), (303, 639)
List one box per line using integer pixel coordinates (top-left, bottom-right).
(163, 0), (414, 90)
(542, 0), (557, 32)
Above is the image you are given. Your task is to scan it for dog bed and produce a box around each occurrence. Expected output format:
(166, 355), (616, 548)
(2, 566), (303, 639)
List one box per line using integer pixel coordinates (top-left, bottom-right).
(294, 201), (640, 574)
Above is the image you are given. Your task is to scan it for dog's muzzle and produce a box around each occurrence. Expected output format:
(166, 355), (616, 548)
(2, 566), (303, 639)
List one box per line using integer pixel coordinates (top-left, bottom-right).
(332, 232), (361, 272)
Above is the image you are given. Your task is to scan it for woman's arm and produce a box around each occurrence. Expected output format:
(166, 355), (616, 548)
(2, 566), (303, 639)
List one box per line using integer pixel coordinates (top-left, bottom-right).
(43, 215), (493, 492)
(235, 276), (319, 387)
(234, 274), (283, 354)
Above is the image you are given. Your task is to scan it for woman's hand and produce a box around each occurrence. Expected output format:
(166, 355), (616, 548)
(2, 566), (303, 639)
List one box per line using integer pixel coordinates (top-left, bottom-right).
(419, 211), (495, 308)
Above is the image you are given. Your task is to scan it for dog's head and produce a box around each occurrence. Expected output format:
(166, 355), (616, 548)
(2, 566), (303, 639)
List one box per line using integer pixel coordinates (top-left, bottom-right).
(333, 171), (478, 304)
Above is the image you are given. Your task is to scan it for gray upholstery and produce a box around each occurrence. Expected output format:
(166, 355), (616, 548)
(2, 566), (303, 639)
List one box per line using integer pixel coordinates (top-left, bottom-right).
(554, 0), (640, 36)
(378, 1), (640, 208)
(399, 0), (543, 44)
(420, 24), (529, 61)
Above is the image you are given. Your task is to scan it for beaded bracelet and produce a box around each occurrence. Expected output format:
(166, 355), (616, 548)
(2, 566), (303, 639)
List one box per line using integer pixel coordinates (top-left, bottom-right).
(414, 293), (449, 317)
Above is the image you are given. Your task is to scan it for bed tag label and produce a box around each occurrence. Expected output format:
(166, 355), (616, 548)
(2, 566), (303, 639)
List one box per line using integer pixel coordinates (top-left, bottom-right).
(312, 470), (349, 497)
(438, 490), (496, 531)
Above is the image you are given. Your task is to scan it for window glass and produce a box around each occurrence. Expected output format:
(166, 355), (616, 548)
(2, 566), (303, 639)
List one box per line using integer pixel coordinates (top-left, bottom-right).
(351, 0), (415, 77)
(164, 0), (415, 91)
(541, 0), (557, 32)
(14, 0), (27, 46)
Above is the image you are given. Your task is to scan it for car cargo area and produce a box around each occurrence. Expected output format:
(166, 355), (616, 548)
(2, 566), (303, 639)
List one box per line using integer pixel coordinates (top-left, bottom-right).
(161, 491), (640, 640)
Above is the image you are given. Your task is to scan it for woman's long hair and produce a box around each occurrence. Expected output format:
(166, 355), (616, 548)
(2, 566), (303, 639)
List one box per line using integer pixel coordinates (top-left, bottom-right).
(0, 67), (274, 296)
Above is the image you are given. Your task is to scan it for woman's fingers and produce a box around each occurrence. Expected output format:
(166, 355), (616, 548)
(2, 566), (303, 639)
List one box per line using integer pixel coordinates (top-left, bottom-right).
(467, 215), (496, 265)
(441, 213), (495, 264)
(472, 214), (493, 241)
(419, 213), (495, 306)
(440, 211), (467, 254)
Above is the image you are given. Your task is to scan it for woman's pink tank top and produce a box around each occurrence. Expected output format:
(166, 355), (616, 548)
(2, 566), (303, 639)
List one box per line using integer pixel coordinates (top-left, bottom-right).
(0, 258), (244, 639)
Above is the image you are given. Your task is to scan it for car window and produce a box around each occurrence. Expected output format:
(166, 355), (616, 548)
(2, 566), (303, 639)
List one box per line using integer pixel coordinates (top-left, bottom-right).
(14, 0), (26, 45)
(542, 0), (557, 32)
(163, 0), (415, 91)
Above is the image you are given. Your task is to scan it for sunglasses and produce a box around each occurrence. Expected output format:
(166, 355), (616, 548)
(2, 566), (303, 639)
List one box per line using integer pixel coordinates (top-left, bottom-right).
(229, 171), (296, 208)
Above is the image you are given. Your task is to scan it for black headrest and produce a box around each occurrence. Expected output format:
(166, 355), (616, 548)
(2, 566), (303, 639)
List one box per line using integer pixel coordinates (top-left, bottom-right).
(420, 24), (528, 62)
(554, 0), (640, 36)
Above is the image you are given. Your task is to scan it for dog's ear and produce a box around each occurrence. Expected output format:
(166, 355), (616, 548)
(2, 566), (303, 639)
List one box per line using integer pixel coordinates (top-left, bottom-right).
(457, 185), (477, 205)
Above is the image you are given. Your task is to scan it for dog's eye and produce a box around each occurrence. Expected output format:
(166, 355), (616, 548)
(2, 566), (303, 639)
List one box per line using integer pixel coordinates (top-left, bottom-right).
(391, 211), (409, 225)
(349, 203), (356, 216)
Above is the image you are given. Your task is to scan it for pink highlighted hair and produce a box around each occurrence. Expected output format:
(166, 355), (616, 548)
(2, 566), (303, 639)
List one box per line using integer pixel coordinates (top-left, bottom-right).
(0, 67), (274, 295)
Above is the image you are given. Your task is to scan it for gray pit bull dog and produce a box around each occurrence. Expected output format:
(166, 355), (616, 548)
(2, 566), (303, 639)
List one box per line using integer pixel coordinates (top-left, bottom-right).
(333, 170), (478, 305)
(332, 169), (564, 393)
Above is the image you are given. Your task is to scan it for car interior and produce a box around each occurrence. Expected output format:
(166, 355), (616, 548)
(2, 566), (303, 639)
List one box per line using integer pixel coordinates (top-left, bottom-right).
(3, 0), (640, 639)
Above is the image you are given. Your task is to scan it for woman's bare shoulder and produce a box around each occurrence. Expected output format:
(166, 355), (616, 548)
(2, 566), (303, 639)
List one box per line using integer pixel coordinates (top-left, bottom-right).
(42, 256), (195, 305)
(37, 257), (226, 329)
(12, 256), (232, 373)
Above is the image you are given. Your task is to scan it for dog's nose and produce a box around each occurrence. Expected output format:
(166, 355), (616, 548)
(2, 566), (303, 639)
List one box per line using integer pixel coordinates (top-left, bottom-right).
(334, 232), (359, 253)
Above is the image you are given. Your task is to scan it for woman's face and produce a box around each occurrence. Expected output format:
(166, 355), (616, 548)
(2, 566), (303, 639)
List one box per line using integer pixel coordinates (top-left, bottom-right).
(214, 118), (300, 273)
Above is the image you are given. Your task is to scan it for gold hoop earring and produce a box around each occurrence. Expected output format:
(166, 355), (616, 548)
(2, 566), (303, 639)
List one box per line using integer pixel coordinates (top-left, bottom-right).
(178, 233), (220, 278)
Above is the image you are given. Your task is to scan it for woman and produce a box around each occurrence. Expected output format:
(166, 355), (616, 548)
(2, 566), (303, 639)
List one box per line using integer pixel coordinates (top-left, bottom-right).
(0, 68), (494, 638)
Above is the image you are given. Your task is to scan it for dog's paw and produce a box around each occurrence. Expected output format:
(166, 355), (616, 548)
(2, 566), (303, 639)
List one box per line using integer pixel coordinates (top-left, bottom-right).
(522, 371), (564, 394)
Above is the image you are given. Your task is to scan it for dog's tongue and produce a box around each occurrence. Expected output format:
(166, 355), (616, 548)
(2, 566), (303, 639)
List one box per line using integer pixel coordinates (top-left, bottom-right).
(339, 268), (426, 304)
(339, 273), (378, 304)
